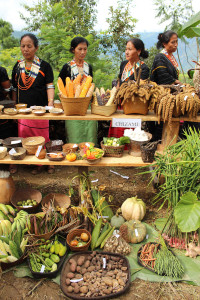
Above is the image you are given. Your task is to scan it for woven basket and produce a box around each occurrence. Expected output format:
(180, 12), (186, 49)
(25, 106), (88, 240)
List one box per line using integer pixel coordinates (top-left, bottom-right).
(59, 94), (92, 116)
(101, 141), (125, 157)
(123, 96), (149, 115)
(91, 103), (117, 116)
(45, 140), (63, 152)
(140, 144), (157, 163)
(22, 136), (45, 155)
(0, 147), (7, 159)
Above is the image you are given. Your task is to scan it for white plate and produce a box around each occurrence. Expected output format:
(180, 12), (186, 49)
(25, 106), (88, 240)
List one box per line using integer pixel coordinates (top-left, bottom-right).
(18, 108), (32, 114)
(30, 106), (44, 110)
(33, 110), (46, 116)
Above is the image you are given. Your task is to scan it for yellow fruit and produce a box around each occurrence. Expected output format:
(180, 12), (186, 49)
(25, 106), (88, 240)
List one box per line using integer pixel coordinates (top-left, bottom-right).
(54, 243), (61, 255)
(59, 245), (67, 257)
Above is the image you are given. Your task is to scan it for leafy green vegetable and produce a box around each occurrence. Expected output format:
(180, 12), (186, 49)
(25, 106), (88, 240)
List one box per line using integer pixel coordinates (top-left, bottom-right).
(174, 191), (200, 232)
(119, 136), (130, 145)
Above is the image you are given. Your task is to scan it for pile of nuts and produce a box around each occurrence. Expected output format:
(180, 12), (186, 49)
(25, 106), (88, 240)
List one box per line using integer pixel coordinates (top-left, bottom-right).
(64, 251), (129, 298)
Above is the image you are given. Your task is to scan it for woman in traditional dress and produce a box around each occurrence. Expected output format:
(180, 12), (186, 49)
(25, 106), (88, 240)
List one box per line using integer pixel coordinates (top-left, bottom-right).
(109, 38), (149, 138)
(151, 30), (181, 84)
(12, 33), (55, 174)
(59, 37), (97, 145)
(149, 31), (182, 140)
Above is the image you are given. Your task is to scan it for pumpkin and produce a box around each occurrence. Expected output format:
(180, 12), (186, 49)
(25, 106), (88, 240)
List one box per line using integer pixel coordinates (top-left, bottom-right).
(66, 153), (76, 162)
(110, 215), (125, 228)
(119, 220), (146, 243)
(121, 196), (146, 221)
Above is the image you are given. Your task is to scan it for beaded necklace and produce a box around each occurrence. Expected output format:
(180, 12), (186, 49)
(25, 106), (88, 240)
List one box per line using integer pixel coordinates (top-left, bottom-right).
(17, 56), (41, 90)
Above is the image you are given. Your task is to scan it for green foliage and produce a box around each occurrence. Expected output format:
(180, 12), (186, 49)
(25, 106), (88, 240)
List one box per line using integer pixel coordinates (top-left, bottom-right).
(20, 0), (97, 36)
(0, 47), (21, 77)
(144, 45), (160, 71)
(179, 11), (200, 38)
(100, 0), (138, 67)
(0, 19), (19, 49)
(153, 0), (194, 32)
(174, 192), (200, 232)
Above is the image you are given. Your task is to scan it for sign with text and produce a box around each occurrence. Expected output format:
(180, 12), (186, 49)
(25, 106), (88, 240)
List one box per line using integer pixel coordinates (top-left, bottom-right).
(112, 118), (141, 128)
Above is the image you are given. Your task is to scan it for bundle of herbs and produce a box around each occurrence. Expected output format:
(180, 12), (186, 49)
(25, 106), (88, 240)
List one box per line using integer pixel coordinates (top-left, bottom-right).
(148, 128), (200, 249)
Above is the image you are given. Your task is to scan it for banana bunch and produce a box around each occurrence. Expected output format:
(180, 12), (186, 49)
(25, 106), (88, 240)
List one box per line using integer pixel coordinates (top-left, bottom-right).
(0, 219), (12, 236)
(0, 203), (16, 223)
(0, 235), (28, 263)
(11, 210), (28, 234)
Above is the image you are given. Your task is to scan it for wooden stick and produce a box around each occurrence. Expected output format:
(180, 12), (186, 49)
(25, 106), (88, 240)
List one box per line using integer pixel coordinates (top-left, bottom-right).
(26, 278), (45, 297)
(133, 62), (137, 82)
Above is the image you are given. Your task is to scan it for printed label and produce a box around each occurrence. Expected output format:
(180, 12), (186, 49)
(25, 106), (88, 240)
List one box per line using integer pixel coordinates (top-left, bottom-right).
(9, 148), (17, 155)
(73, 144), (78, 148)
(184, 96), (188, 101)
(70, 278), (83, 283)
(102, 257), (106, 269)
(40, 265), (45, 273)
(112, 118), (141, 128)
(11, 140), (21, 144)
(135, 229), (139, 237)
(98, 216), (109, 219)
(35, 145), (43, 157)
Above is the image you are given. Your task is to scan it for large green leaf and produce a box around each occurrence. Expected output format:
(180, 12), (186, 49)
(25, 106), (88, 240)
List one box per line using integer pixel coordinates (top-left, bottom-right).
(182, 27), (200, 38)
(179, 11), (200, 37)
(174, 192), (200, 232)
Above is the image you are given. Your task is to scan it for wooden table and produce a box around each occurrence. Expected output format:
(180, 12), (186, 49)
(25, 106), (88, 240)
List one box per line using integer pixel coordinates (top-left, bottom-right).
(1, 110), (199, 167)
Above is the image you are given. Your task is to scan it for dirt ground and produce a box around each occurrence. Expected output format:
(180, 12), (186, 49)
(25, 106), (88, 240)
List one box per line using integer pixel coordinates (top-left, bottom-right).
(1, 165), (200, 300)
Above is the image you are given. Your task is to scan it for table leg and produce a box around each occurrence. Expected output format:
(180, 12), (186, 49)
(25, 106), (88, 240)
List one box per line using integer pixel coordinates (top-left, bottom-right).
(160, 121), (180, 149)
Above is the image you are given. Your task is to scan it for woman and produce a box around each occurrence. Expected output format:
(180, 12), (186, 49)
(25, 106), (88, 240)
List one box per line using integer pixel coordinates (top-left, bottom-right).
(12, 33), (55, 174)
(59, 37), (97, 145)
(150, 31), (181, 140)
(151, 30), (181, 84)
(109, 38), (149, 138)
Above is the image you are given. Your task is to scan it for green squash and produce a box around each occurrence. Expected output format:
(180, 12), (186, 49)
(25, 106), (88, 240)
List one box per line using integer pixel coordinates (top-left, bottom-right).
(110, 215), (125, 228)
(119, 220), (146, 243)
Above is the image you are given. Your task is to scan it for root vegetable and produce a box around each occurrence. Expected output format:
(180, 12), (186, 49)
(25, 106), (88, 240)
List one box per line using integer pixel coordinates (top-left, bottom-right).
(66, 272), (74, 279)
(80, 286), (88, 294)
(77, 256), (85, 266)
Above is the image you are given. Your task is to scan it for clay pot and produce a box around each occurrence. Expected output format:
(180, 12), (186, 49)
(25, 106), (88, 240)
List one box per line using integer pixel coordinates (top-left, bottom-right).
(0, 175), (15, 204)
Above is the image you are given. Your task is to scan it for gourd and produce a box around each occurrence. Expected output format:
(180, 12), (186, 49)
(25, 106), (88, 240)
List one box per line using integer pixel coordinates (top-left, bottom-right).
(66, 153), (76, 162)
(121, 196), (146, 221)
(119, 220), (146, 244)
(110, 215), (125, 228)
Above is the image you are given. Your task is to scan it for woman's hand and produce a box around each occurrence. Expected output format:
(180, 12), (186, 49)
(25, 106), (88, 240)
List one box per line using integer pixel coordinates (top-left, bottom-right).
(46, 82), (55, 106)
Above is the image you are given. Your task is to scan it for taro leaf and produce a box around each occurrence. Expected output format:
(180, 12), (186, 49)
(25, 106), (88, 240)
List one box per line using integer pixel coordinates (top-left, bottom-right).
(174, 191), (200, 232)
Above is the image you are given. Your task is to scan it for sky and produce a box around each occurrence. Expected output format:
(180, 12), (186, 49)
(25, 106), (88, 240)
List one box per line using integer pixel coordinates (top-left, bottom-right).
(0, 0), (199, 33)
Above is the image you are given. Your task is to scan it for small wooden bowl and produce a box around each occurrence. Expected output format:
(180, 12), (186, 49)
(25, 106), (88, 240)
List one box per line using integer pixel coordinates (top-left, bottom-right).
(33, 109), (46, 116)
(15, 103), (27, 110)
(47, 151), (66, 161)
(0, 105), (4, 113)
(66, 228), (91, 252)
(62, 143), (78, 154)
(1, 253), (26, 271)
(49, 108), (63, 115)
(4, 108), (18, 115)
(54, 101), (63, 109)
(11, 188), (42, 213)
(3, 137), (23, 149)
(0, 146), (7, 159)
(78, 142), (94, 150)
(9, 147), (26, 160)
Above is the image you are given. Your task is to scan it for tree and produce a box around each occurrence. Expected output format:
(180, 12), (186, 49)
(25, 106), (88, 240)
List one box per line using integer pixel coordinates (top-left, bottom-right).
(153, 0), (194, 32)
(0, 19), (19, 49)
(100, 0), (138, 69)
(20, 0), (97, 36)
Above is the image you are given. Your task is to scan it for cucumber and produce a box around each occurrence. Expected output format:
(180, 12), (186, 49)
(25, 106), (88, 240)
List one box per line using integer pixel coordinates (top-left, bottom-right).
(91, 189), (113, 221)
(95, 226), (112, 248)
(91, 218), (102, 250)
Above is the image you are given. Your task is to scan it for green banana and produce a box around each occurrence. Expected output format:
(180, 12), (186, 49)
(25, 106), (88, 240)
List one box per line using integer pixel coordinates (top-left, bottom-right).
(0, 221), (8, 236)
(0, 240), (8, 255)
(16, 220), (22, 240)
(3, 242), (12, 255)
(6, 205), (16, 216)
(0, 256), (9, 263)
(7, 214), (14, 223)
(0, 210), (8, 220)
(11, 221), (17, 232)
(0, 204), (9, 215)
(0, 223), (2, 235)
(9, 240), (20, 259)
(0, 236), (10, 244)
(7, 255), (18, 263)
(3, 220), (12, 235)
